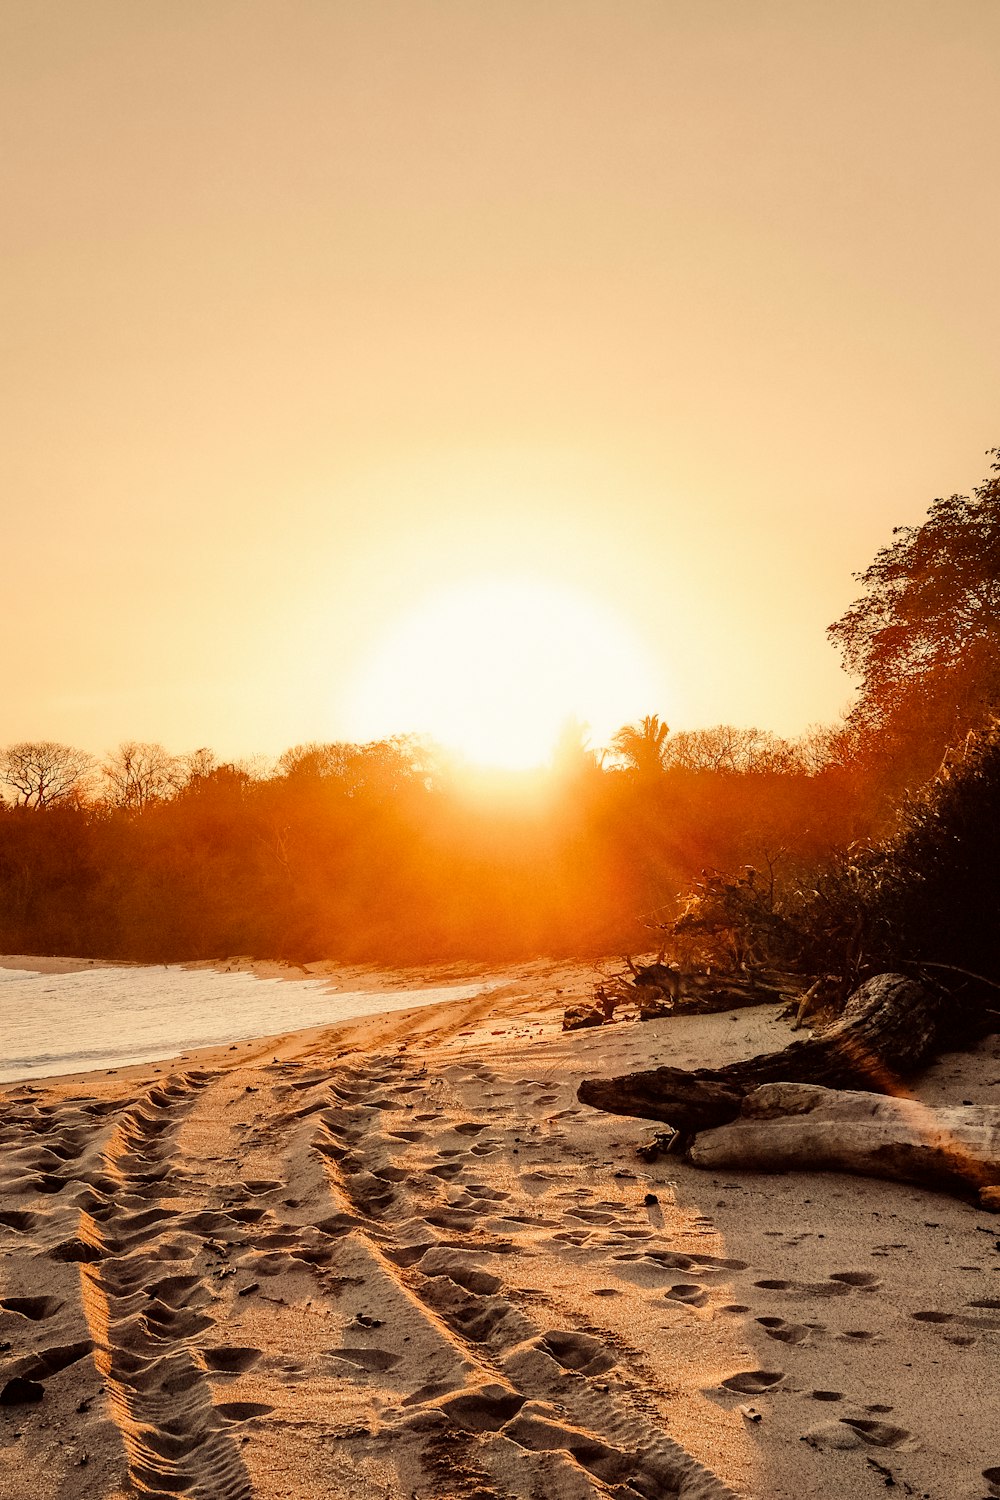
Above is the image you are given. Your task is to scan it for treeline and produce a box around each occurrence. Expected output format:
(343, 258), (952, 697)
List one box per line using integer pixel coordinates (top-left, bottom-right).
(0, 724), (875, 965)
(3, 446), (997, 972)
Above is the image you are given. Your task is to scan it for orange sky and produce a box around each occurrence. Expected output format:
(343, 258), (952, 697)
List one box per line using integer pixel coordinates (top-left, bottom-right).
(4, 2), (999, 764)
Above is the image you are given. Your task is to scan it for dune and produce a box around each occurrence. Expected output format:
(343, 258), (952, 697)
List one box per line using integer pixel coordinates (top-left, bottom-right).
(1, 956), (999, 1499)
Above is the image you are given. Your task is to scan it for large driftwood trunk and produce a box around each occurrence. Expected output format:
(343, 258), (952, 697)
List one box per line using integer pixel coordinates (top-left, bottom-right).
(577, 973), (943, 1132)
(686, 1083), (1000, 1205)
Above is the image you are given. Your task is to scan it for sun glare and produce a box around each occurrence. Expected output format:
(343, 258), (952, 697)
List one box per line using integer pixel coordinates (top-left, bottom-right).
(346, 574), (660, 770)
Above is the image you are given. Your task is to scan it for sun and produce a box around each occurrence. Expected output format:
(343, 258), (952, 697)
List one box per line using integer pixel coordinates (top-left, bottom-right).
(345, 573), (660, 770)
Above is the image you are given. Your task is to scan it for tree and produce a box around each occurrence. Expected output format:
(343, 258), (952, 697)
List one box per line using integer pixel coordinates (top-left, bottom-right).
(277, 741), (352, 781)
(663, 725), (798, 775)
(179, 747), (217, 787)
(100, 741), (182, 811)
(829, 449), (1000, 744)
(278, 736), (438, 797)
(610, 714), (670, 776)
(0, 741), (95, 807)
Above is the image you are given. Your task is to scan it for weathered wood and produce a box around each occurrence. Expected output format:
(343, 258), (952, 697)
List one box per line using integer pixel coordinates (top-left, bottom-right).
(565, 967), (784, 1032)
(577, 973), (942, 1130)
(686, 1082), (1000, 1205)
(630, 962), (784, 1011)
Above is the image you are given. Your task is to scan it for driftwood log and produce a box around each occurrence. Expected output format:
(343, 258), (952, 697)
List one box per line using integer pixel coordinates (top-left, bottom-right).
(686, 1083), (1000, 1207)
(565, 966), (784, 1032)
(577, 973), (946, 1133)
(629, 962), (784, 1012)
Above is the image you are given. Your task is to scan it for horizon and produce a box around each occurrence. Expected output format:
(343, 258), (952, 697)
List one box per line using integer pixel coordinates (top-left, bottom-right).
(0, 713), (829, 781)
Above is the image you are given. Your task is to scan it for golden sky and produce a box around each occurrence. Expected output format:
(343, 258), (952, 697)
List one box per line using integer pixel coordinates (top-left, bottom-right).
(4, 2), (999, 764)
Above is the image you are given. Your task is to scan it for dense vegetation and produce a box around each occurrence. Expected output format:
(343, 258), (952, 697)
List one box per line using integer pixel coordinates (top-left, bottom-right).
(2, 450), (998, 978)
(0, 728), (866, 963)
(668, 449), (1000, 990)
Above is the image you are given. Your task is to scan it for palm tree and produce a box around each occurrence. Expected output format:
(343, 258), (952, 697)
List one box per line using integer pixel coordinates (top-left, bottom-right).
(610, 714), (670, 776)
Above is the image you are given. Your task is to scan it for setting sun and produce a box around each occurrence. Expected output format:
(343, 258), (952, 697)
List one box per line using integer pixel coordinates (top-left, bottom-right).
(346, 574), (660, 769)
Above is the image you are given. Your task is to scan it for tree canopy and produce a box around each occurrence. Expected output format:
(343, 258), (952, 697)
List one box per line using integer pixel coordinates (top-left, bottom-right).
(829, 449), (1000, 740)
(610, 714), (670, 776)
(0, 741), (95, 807)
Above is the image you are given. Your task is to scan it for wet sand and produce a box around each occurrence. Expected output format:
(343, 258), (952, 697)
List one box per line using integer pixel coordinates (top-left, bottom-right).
(2, 955), (999, 1499)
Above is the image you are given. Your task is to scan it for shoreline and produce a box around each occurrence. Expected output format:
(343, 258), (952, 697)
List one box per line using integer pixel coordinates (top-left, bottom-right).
(0, 953), (571, 1087)
(2, 958), (999, 1498)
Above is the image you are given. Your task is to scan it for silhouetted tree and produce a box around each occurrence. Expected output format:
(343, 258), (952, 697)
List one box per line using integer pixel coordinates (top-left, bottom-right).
(829, 449), (1000, 752)
(610, 714), (670, 776)
(179, 747), (218, 787)
(0, 741), (95, 807)
(277, 742), (352, 781)
(664, 725), (798, 775)
(101, 741), (182, 810)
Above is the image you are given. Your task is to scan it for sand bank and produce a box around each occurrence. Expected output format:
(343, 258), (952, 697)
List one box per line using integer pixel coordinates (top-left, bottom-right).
(1, 956), (998, 1499)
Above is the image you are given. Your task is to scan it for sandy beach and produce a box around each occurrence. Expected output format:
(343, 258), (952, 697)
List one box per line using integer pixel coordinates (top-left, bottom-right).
(2, 956), (999, 1500)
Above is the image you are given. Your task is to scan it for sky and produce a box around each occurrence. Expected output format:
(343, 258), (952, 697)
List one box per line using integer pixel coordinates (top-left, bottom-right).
(4, 1), (999, 766)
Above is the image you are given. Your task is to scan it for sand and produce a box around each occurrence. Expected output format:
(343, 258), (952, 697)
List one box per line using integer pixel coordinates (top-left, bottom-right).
(2, 954), (999, 1500)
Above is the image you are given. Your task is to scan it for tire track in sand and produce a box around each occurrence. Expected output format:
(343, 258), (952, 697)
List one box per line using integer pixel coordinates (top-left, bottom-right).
(76, 1070), (255, 1500)
(312, 1051), (739, 1500)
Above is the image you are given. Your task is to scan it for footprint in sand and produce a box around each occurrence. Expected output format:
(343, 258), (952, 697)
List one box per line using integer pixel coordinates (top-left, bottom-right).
(326, 1347), (400, 1373)
(690, 1253), (749, 1272)
(426, 1384), (526, 1434)
(537, 1329), (618, 1376)
(13, 1342), (94, 1381)
(216, 1401), (274, 1421)
(630, 1249), (691, 1269)
(143, 1303), (215, 1340)
(0, 1210), (42, 1232)
(665, 1283), (710, 1308)
(756, 1316), (811, 1345)
(754, 1272), (876, 1300)
(144, 1274), (202, 1308)
(0, 1296), (62, 1321)
(721, 1370), (785, 1395)
(804, 1417), (912, 1450)
(401, 1379), (464, 1408)
(415, 1247), (502, 1296)
(462, 1184), (509, 1203)
(227, 1207), (266, 1224)
(200, 1346), (262, 1374)
(48, 1236), (103, 1264)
